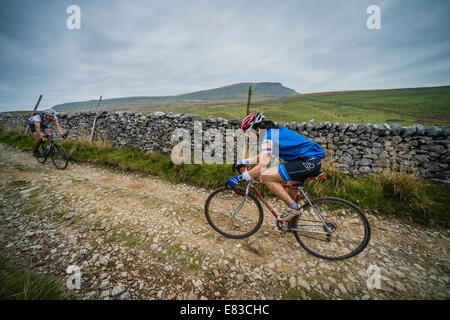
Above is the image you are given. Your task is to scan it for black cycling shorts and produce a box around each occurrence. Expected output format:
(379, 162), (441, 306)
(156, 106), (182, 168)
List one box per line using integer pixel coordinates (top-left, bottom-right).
(277, 158), (322, 182)
(29, 123), (48, 133)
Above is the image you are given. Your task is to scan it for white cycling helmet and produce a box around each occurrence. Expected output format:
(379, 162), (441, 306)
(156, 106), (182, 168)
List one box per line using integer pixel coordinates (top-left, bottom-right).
(43, 108), (57, 118)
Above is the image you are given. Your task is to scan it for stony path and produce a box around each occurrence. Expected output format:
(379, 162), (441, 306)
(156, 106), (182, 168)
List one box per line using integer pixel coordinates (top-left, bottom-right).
(0, 143), (449, 300)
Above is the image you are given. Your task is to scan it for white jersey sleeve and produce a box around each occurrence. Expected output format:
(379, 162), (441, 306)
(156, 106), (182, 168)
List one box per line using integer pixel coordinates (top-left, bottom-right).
(28, 115), (41, 124)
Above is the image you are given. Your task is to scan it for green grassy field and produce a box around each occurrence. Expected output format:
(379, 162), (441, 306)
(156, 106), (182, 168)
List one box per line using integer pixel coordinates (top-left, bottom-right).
(1, 128), (449, 227)
(150, 86), (450, 127)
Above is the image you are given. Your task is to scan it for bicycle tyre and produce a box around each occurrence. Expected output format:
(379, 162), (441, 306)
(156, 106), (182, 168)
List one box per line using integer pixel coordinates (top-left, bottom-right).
(51, 143), (68, 170)
(291, 197), (371, 260)
(205, 187), (264, 239)
(35, 140), (48, 164)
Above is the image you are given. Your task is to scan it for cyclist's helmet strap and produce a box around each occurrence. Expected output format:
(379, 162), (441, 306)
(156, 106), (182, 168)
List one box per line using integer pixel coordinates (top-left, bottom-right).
(241, 112), (264, 133)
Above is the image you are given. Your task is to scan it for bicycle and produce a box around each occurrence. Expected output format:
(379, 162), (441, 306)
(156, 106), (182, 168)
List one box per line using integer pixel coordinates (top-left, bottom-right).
(204, 165), (371, 260)
(35, 133), (69, 170)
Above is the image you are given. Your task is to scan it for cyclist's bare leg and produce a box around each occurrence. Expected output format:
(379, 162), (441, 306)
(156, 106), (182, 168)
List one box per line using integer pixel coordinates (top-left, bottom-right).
(260, 166), (294, 205)
(286, 181), (300, 202)
(33, 132), (42, 153)
(32, 122), (45, 153)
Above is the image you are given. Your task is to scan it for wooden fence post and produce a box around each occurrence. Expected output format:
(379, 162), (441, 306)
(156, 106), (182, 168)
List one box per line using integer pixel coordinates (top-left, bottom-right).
(90, 96), (102, 141)
(24, 94), (43, 134)
(246, 86), (252, 116)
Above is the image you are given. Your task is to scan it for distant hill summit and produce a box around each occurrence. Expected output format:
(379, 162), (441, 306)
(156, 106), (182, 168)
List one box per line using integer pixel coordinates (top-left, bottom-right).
(175, 82), (298, 100)
(53, 82), (298, 112)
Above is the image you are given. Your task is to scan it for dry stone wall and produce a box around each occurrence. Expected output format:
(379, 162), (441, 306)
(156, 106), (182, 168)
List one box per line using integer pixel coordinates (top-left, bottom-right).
(1, 111), (449, 183)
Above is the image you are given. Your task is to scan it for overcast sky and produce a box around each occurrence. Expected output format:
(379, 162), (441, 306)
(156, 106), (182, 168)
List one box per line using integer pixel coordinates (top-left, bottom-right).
(0, 0), (449, 110)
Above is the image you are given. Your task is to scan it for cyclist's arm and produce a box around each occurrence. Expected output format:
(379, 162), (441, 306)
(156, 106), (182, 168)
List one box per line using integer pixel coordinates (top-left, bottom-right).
(237, 156), (258, 165)
(54, 120), (64, 135)
(247, 139), (272, 178)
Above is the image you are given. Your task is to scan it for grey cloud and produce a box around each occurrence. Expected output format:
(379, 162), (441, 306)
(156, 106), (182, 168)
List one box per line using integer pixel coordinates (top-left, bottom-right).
(0, 0), (449, 110)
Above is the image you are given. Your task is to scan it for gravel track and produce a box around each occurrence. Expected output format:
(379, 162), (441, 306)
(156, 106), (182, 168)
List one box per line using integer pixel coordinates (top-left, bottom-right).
(0, 143), (448, 300)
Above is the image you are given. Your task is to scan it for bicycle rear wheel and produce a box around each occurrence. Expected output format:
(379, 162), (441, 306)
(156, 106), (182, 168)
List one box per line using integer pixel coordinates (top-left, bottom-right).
(291, 197), (371, 260)
(51, 144), (68, 170)
(205, 187), (264, 239)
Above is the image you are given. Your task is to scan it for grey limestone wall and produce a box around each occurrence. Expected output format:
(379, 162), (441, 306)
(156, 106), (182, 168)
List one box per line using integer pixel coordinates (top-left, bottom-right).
(1, 111), (449, 183)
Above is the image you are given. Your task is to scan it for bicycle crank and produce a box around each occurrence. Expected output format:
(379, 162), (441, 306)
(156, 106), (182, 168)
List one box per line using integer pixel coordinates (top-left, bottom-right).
(276, 220), (294, 234)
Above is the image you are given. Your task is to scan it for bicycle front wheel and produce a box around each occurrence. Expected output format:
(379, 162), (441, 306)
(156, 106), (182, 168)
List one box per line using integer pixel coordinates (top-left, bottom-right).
(291, 197), (371, 260)
(205, 187), (264, 239)
(51, 144), (68, 170)
(35, 140), (48, 164)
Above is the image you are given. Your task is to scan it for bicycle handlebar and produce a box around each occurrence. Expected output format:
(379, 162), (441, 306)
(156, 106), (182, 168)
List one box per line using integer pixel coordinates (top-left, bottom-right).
(42, 133), (68, 140)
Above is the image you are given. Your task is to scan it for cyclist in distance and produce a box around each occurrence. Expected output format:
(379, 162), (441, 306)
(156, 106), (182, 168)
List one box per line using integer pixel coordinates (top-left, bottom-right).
(226, 112), (325, 221)
(28, 108), (67, 156)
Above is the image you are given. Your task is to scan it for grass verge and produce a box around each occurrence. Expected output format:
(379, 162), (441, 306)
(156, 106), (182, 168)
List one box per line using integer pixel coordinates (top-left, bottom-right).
(0, 252), (65, 300)
(1, 127), (449, 227)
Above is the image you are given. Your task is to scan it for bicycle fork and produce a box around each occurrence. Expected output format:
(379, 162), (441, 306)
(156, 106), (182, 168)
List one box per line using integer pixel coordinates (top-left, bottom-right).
(231, 182), (334, 236)
(230, 182), (254, 217)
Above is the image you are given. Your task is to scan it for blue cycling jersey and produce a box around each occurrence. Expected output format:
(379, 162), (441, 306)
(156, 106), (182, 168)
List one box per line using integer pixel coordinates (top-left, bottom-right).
(261, 127), (325, 161)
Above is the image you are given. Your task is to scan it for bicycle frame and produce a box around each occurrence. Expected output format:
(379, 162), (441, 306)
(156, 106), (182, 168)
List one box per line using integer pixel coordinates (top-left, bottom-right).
(233, 180), (334, 234)
(41, 135), (56, 154)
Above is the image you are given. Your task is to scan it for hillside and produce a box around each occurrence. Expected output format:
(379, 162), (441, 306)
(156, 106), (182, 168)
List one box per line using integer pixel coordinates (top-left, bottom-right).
(153, 86), (450, 127)
(53, 82), (297, 112)
(175, 82), (297, 100)
(47, 85), (450, 126)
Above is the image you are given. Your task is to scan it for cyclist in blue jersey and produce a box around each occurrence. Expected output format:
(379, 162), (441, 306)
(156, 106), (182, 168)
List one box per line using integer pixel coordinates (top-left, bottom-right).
(226, 112), (325, 221)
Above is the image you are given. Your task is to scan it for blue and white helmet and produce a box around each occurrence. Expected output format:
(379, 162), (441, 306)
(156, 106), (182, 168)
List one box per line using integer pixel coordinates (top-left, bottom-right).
(43, 108), (57, 118)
